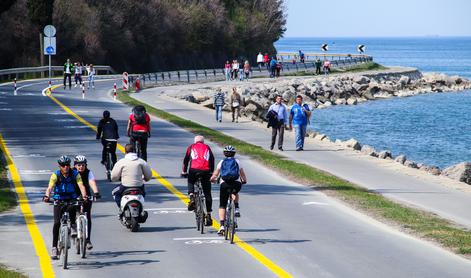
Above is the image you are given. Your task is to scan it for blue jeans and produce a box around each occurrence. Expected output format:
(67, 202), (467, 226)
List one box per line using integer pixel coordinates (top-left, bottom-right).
(294, 124), (307, 149)
(215, 105), (223, 122)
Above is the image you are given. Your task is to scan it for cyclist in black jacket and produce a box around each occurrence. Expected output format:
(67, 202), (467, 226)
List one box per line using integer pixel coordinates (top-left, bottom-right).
(96, 110), (119, 165)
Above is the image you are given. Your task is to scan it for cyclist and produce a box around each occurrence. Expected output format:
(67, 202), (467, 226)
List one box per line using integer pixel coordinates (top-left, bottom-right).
(181, 135), (215, 226)
(127, 105), (150, 161)
(96, 110), (119, 166)
(210, 146), (247, 235)
(182, 135), (214, 226)
(74, 155), (101, 250)
(111, 144), (152, 209)
(43, 155), (88, 260)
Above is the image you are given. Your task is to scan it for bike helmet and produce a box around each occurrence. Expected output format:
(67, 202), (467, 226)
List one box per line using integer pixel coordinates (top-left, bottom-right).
(103, 110), (110, 118)
(74, 155), (87, 165)
(223, 145), (236, 157)
(57, 155), (71, 165)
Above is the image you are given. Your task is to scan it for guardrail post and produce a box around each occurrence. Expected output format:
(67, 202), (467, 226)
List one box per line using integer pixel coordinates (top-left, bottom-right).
(154, 73), (158, 83)
(195, 71), (198, 80)
(213, 69), (216, 77)
(178, 71), (181, 81)
(161, 72), (165, 81)
(204, 70), (207, 79)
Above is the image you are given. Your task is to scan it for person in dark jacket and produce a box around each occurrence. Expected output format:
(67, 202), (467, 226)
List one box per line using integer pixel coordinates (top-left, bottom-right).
(96, 110), (119, 165)
(267, 95), (288, 151)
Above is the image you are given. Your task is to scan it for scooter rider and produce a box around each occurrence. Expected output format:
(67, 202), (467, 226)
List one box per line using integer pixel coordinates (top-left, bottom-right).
(74, 155), (101, 250)
(111, 144), (152, 209)
(43, 155), (88, 260)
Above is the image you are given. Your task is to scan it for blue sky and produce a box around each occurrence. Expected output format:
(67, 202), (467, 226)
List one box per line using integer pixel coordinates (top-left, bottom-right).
(284, 0), (471, 37)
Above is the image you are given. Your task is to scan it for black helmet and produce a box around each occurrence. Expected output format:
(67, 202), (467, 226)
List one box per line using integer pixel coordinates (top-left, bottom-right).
(103, 110), (110, 118)
(57, 155), (71, 166)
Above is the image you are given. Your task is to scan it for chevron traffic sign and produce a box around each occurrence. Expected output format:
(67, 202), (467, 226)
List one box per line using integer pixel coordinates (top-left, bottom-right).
(357, 44), (366, 53)
(321, 44), (328, 51)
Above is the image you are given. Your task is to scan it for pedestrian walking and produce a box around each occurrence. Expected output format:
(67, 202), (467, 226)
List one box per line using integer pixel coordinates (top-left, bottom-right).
(257, 52), (264, 71)
(275, 62), (282, 78)
(87, 64), (96, 89)
(315, 58), (322, 75)
(267, 95), (288, 151)
(299, 50), (305, 63)
(289, 95), (311, 151)
(263, 53), (269, 70)
(224, 61), (231, 81)
(269, 57), (277, 78)
(214, 88), (225, 122)
(243, 60), (250, 80)
(231, 60), (239, 80)
(230, 87), (242, 123)
(74, 62), (83, 87)
(323, 60), (331, 75)
(63, 58), (74, 90)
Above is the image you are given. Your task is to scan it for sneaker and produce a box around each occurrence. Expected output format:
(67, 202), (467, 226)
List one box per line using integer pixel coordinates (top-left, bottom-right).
(296, 148), (302, 151)
(217, 226), (225, 235)
(187, 195), (195, 211)
(74, 84), (77, 88)
(235, 208), (241, 217)
(219, 120), (222, 123)
(51, 247), (58, 260)
(270, 145), (274, 150)
(71, 224), (77, 237)
(204, 215), (213, 226)
(100, 160), (105, 165)
(278, 147), (284, 151)
(86, 240), (93, 250)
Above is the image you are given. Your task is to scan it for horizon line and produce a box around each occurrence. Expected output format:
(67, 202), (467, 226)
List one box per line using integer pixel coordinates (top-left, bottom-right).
(280, 35), (471, 39)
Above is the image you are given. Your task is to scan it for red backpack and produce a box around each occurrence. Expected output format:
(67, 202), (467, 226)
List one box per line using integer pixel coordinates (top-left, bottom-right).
(190, 143), (211, 171)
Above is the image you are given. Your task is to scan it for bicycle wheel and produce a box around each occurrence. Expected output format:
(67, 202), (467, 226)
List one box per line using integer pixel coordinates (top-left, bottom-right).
(80, 217), (87, 258)
(224, 204), (231, 240)
(230, 202), (236, 244)
(199, 192), (206, 234)
(106, 152), (112, 181)
(61, 226), (69, 269)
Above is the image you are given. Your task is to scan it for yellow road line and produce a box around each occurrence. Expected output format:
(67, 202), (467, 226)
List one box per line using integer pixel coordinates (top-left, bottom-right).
(0, 133), (55, 278)
(46, 87), (293, 277)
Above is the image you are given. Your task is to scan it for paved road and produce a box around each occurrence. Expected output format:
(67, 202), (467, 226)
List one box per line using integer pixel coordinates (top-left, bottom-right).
(132, 83), (471, 230)
(0, 79), (470, 277)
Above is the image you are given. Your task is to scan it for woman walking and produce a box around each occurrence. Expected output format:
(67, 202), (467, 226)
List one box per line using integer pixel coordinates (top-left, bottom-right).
(243, 61), (250, 80)
(224, 61), (231, 81)
(230, 87), (242, 123)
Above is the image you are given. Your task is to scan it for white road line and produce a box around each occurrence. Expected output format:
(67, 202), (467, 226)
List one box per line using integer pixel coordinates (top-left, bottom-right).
(173, 237), (221, 241)
(147, 208), (188, 211)
(47, 112), (69, 115)
(12, 154), (45, 158)
(0, 108), (12, 111)
(20, 170), (52, 175)
(64, 126), (90, 129)
(54, 119), (77, 122)
(0, 102), (8, 104)
(302, 201), (330, 206)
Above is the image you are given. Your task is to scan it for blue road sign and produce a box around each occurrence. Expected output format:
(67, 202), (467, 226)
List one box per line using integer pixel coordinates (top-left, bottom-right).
(46, 46), (55, 55)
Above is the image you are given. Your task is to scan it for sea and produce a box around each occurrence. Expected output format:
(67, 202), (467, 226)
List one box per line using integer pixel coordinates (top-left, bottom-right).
(275, 37), (471, 168)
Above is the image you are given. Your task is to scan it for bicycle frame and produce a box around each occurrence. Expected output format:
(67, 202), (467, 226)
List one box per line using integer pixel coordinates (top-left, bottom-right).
(224, 191), (237, 244)
(194, 177), (207, 234)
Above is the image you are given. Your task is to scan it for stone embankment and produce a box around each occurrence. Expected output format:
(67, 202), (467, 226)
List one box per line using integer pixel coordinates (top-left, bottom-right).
(164, 68), (471, 185)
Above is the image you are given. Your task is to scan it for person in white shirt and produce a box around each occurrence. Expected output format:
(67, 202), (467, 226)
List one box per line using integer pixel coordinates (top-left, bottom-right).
(210, 146), (247, 235)
(74, 62), (83, 87)
(87, 64), (96, 89)
(257, 52), (264, 71)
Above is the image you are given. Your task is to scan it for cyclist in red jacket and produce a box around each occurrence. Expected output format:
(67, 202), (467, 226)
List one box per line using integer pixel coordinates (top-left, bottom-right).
(181, 135), (215, 226)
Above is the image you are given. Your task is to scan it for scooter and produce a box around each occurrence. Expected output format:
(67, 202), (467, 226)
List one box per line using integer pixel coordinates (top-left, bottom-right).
(119, 188), (148, 232)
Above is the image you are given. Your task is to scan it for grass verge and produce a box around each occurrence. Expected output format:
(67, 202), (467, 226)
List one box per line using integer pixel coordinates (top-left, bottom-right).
(0, 150), (16, 213)
(0, 265), (27, 278)
(117, 90), (471, 256)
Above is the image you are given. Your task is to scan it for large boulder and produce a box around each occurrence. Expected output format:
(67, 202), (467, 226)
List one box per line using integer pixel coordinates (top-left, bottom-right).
(344, 138), (361, 150)
(192, 91), (210, 103)
(334, 98), (347, 105)
(378, 150), (392, 159)
(353, 75), (370, 85)
(419, 165), (441, 176)
(360, 145), (378, 157)
(394, 155), (407, 164)
(201, 99), (214, 109)
(441, 162), (471, 184)
(399, 75), (410, 86)
(346, 97), (358, 105)
(404, 160), (418, 169)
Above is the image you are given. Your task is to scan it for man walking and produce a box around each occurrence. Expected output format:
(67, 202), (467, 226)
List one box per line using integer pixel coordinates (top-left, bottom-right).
(214, 88), (225, 122)
(289, 95), (311, 151)
(257, 52), (264, 71)
(267, 95), (288, 151)
(315, 58), (322, 75)
(63, 58), (74, 90)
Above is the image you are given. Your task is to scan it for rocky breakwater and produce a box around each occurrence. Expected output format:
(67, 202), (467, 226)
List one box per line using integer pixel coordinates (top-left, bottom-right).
(169, 68), (471, 185)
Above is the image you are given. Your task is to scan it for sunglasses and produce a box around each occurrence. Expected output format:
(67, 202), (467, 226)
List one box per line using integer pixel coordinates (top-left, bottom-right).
(59, 164), (70, 167)
(75, 163), (86, 167)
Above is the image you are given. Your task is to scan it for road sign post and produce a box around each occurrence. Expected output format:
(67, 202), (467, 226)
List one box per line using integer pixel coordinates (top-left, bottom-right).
(43, 25), (56, 85)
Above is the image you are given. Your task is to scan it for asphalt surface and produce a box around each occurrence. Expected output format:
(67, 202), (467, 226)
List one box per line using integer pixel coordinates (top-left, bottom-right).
(0, 79), (470, 278)
(133, 82), (471, 230)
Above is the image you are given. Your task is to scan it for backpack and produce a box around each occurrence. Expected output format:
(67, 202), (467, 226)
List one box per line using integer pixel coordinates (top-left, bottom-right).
(133, 105), (146, 125)
(190, 143), (211, 171)
(220, 157), (239, 182)
(53, 170), (79, 200)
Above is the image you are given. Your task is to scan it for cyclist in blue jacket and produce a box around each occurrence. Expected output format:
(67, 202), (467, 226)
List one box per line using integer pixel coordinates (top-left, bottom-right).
(43, 155), (88, 260)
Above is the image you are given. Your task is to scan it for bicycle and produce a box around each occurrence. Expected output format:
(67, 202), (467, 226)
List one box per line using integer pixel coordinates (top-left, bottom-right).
(130, 132), (145, 159)
(224, 189), (237, 244)
(104, 139), (117, 181)
(74, 201), (88, 258)
(181, 173), (207, 234)
(53, 199), (78, 269)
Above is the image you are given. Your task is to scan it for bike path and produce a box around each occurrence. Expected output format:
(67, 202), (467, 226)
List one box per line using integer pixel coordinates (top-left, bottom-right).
(0, 81), (470, 277)
(131, 85), (471, 230)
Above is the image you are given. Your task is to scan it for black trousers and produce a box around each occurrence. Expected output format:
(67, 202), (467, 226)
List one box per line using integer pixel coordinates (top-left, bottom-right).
(316, 66), (321, 75)
(130, 132), (148, 161)
(83, 201), (92, 240)
(271, 121), (285, 149)
(187, 169), (212, 213)
(63, 74), (72, 88)
(219, 181), (242, 209)
(101, 139), (117, 165)
(53, 203), (76, 247)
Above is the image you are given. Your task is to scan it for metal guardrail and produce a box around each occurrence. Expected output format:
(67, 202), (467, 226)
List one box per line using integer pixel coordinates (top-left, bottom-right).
(131, 54), (374, 87)
(0, 65), (114, 81)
